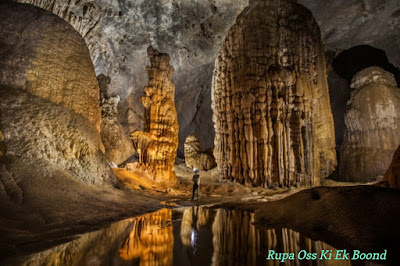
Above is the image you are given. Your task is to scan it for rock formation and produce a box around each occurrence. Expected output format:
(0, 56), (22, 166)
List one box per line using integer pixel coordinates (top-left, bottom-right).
(99, 75), (135, 165)
(18, 0), (400, 156)
(339, 67), (400, 182)
(382, 145), (400, 190)
(212, 0), (337, 188)
(0, 3), (112, 186)
(184, 134), (216, 171)
(0, 3), (101, 132)
(130, 47), (179, 182)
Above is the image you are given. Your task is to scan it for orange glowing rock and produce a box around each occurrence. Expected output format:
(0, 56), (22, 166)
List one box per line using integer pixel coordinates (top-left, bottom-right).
(119, 209), (173, 265)
(130, 47), (179, 182)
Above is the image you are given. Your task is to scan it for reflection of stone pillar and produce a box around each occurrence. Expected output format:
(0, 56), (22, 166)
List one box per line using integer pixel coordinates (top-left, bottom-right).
(212, 0), (336, 188)
(130, 46), (179, 181)
(119, 209), (173, 266)
(211, 209), (260, 266)
(339, 67), (400, 182)
(210, 209), (350, 266)
(180, 206), (213, 247)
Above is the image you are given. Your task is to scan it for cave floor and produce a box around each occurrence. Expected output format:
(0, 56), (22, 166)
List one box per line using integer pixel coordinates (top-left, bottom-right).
(1, 162), (398, 265)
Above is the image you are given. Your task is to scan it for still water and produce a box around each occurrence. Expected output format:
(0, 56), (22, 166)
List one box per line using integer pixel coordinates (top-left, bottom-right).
(21, 207), (351, 266)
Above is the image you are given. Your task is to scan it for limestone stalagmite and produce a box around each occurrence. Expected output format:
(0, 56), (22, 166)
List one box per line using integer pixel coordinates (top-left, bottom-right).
(339, 67), (400, 182)
(130, 47), (179, 182)
(184, 134), (216, 171)
(212, 0), (336, 188)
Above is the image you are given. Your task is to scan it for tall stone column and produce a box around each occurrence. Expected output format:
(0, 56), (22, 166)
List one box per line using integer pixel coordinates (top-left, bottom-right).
(212, 0), (336, 188)
(339, 67), (400, 182)
(130, 46), (179, 182)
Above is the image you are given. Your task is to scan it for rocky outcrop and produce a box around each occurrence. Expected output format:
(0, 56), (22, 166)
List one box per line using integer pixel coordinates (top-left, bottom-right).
(339, 67), (400, 182)
(184, 134), (216, 171)
(212, 0), (337, 188)
(0, 3), (112, 185)
(100, 93), (135, 165)
(130, 47), (179, 182)
(382, 145), (400, 190)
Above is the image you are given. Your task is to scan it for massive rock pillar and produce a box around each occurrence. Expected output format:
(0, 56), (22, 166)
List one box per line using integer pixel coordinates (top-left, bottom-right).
(339, 67), (400, 182)
(130, 47), (179, 182)
(212, 0), (336, 188)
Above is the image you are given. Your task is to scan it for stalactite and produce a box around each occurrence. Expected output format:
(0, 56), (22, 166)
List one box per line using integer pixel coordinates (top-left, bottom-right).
(212, 0), (336, 188)
(130, 46), (179, 182)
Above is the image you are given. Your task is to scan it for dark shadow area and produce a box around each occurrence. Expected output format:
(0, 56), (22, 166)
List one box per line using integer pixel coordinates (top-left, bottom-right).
(332, 45), (400, 85)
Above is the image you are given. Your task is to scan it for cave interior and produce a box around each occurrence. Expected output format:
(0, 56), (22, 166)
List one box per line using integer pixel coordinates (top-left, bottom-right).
(0, 0), (400, 265)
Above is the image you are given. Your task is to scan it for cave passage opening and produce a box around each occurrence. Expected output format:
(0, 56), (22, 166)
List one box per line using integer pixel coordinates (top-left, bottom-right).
(332, 45), (400, 86)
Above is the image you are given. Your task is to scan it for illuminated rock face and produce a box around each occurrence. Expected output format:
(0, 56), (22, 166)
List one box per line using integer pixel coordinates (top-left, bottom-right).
(339, 67), (400, 182)
(383, 145), (400, 190)
(212, 0), (336, 188)
(0, 3), (101, 132)
(130, 47), (179, 182)
(0, 3), (112, 185)
(184, 134), (216, 171)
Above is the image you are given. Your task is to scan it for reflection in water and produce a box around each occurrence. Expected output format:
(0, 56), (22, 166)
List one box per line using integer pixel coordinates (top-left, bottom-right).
(20, 207), (352, 266)
(119, 209), (173, 265)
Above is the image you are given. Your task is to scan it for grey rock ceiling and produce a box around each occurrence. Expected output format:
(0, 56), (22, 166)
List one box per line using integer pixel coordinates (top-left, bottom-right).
(16, 0), (400, 154)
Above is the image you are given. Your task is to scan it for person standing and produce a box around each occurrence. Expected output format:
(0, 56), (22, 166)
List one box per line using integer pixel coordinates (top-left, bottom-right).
(191, 168), (200, 201)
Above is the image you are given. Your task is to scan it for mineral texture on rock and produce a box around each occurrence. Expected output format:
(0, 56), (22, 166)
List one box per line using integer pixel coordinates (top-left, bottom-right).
(184, 134), (216, 171)
(382, 145), (400, 190)
(100, 95), (135, 165)
(130, 47), (179, 182)
(212, 0), (337, 188)
(0, 3), (112, 185)
(0, 2), (101, 132)
(339, 67), (400, 182)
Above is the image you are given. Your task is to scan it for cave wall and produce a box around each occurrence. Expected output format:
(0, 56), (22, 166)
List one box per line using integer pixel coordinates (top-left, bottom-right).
(339, 67), (400, 182)
(1, 2), (101, 132)
(212, 0), (336, 187)
(0, 3), (112, 186)
(15, 0), (400, 155)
